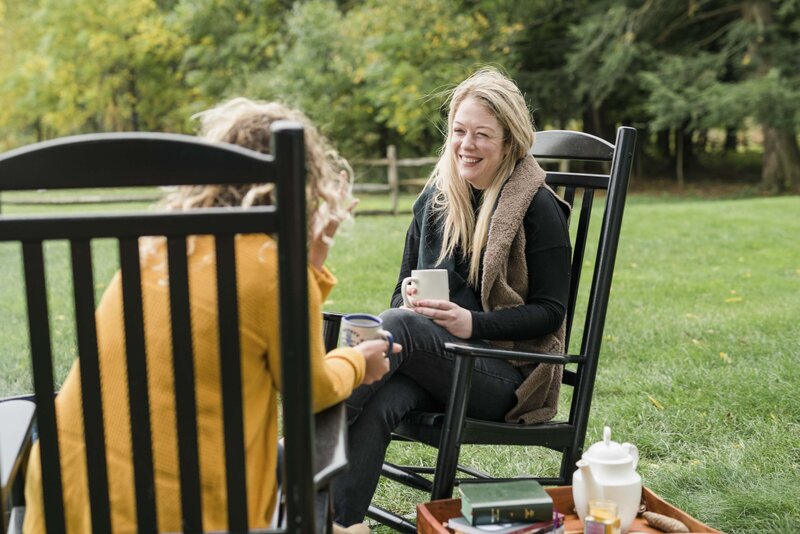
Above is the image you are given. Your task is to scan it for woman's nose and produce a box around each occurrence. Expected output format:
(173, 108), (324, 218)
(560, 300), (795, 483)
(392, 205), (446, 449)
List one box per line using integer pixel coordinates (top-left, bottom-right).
(462, 132), (477, 148)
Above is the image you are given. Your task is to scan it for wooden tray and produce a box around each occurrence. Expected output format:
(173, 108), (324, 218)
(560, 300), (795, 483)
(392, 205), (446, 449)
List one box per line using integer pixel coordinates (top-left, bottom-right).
(416, 486), (722, 534)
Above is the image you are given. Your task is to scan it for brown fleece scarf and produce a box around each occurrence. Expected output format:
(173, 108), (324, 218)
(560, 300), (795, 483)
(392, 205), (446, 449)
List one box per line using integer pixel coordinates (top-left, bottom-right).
(481, 154), (568, 424)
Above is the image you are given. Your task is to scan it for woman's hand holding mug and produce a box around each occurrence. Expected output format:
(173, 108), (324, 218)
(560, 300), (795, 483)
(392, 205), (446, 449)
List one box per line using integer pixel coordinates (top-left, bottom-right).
(339, 313), (398, 385)
(412, 299), (473, 339)
(401, 269), (449, 308)
(354, 339), (401, 384)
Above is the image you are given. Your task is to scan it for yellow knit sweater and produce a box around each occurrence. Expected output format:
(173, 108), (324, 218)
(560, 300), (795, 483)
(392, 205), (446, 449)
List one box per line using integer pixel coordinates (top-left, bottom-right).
(23, 234), (364, 533)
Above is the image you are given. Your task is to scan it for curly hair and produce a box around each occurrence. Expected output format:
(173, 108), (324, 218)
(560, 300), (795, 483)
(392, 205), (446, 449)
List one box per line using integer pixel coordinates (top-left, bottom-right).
(160, 98), (353, 239)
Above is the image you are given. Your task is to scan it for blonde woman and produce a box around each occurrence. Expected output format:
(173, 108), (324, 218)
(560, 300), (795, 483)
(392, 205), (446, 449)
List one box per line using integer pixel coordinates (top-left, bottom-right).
(333, 68), (572, 525)
(22, 99), (395, 533)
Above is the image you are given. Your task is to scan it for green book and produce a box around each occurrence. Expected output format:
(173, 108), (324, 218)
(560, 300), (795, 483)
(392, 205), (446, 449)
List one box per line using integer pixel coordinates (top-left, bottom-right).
(459, 480), (553, 526)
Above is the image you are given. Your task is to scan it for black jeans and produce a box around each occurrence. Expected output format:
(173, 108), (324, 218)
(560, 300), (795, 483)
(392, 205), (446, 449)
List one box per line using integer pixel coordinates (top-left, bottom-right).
(332, 308), (522, 525)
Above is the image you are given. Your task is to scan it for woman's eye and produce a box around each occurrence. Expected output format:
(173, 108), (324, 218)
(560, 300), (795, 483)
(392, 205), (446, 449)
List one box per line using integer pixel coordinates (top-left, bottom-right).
(477, 132), (488, 138)
(454, 128), (465, 135)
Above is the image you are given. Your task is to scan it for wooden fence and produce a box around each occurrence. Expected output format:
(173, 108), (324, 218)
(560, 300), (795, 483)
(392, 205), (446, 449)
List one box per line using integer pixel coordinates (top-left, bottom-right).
(351, 145), (571, 215)
(352, 145), (436, 215)
(1, 144), (569, 217)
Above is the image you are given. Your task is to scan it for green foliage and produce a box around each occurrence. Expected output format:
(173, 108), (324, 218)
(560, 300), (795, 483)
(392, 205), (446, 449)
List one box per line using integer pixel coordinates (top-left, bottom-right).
(507, 0), (587, 127)
(254, 0), (521, 157)
(246, 0), (375, 153)
(1, 0), (799, 188)
(640, 53), (723, 131)
(562, 0), (800, 188)
(734, 69), (800, 131)
(0, 0), (190, 144)
(567, 3), (641, 109)
(172, 0), (284, 104)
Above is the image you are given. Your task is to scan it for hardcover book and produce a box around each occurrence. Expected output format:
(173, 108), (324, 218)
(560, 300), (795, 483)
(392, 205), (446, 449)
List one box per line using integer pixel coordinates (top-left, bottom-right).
(459, 480), (553, 526)
(447, 516), (553, 534)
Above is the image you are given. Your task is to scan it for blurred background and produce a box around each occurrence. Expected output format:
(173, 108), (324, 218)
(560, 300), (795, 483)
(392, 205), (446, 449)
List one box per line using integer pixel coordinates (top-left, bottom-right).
(1, 0), (798, 194)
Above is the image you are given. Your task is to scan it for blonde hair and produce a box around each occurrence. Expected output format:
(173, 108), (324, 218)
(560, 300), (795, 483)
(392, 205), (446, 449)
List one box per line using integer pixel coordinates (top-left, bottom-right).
(161, 98), (353, 240)
(428, 67), (535, 286)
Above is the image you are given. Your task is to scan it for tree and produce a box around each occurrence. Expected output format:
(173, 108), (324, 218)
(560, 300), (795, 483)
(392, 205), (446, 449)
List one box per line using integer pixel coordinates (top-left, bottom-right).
(501, 0), (588, 129)
(258, 0), (522, 157)
(561, 0), (800, 191)
(243, 0), (376, 156)
(0, 0), (54, 147)
(641, 53), (723, 186)
(0, 0), (191, 142)
(172, 0), (286, 108)
(739, 1), (800, 192)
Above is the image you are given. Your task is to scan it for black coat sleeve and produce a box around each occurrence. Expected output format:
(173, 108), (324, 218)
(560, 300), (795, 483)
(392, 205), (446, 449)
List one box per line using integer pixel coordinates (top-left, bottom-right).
(390, 218), (420, 308)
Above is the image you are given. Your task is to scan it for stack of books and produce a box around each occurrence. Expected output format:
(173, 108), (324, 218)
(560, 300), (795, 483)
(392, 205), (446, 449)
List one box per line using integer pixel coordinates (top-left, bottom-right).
(447, 480), (565, 534)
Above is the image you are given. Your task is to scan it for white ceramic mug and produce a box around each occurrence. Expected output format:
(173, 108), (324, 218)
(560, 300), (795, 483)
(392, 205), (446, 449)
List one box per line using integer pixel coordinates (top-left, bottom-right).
(401, 269), (449, 308)
(339, 314), (393, 354)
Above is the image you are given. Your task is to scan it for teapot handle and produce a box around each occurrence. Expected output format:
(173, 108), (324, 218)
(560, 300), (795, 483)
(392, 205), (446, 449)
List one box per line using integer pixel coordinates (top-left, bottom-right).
(624, 443), (639, 469)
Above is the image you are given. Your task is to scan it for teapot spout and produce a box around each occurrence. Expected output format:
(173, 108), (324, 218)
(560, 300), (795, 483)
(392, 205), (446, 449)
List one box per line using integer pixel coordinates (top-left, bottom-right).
(576, 459), (602, 502)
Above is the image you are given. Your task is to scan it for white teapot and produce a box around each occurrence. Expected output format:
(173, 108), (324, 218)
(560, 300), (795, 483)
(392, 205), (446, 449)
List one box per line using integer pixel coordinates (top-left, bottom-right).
(572, 426), (642, 533)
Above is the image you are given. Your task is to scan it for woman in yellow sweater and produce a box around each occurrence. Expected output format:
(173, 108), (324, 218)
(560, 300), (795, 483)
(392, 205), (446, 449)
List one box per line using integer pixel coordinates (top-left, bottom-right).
(22, 99), (396, 533)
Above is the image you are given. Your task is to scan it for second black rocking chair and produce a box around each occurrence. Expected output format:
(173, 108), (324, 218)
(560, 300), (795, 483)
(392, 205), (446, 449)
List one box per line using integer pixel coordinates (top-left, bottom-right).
(328, 126), (637, 532)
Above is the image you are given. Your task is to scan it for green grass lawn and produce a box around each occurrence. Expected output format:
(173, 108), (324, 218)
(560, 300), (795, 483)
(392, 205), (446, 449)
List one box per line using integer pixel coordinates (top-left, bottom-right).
(329, 194), (800, 533)
(1, 193), (798, 532)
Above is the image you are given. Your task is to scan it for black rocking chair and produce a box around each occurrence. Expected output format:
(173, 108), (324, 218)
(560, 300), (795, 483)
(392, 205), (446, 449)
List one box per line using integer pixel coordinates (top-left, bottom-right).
(328, 126), (637, 532)
(0, 125), (346, 533)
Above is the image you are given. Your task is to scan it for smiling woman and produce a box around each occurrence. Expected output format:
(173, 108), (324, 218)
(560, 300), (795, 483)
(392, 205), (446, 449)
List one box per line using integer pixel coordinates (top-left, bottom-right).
(332, 67), (573, 526)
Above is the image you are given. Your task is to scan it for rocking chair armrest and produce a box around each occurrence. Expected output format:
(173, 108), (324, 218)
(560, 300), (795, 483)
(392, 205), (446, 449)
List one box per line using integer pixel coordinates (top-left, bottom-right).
(430, 344), (578, 499)
(322, 311), (346, 321)
(322, 312), (346, 353)
(444, 342), (582, 364)
(1, 400), (37, 506)
(313, 402), (349, 489)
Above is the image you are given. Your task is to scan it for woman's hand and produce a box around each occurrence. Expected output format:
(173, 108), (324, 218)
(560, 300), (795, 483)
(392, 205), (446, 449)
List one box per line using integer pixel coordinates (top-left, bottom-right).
(308, 212), (343, 270)
(413, 300), (473, 339)
(354, 339), (401, 385)
(308, 171), (357, 270)
(401, 285), (418, 309)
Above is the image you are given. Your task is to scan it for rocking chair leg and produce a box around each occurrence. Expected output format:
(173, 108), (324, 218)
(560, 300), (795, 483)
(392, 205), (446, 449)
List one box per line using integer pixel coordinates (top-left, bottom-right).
(366, 504), (416, 533)
(430, 354), (475, 500)
(561, 445), (581, 485)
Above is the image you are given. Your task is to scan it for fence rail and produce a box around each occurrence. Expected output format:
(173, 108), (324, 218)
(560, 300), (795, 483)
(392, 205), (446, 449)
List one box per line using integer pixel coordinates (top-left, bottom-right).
(351, 145), (572, 215)
(1, 194), (161, 206)
(1, 145), (568, 217)
(352, 145), (436, 215)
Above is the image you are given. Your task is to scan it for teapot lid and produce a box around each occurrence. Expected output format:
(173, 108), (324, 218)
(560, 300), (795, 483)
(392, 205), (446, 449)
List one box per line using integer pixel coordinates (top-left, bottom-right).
(583, 426), (630, 462)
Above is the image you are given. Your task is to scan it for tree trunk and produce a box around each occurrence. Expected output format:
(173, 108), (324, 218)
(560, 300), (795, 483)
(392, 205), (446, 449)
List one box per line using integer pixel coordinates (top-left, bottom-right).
(632, 125), (648, 182)
(675, 128), (685, 189)
(656, 129), (671, 159)
(724, 127), (738, 152)
(34, 118), (44, 142)
(582, 104), (615, 141)
(128, 69), (140, 131)
(680, 120), (695, 172)
(696, 129), (708, 154)
(761, 126), (800, 193)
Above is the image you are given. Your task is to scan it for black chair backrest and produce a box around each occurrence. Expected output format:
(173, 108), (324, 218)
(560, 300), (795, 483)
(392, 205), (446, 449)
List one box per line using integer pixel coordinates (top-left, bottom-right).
(0, 126), (315, 533)
(531, 127), (636, 441)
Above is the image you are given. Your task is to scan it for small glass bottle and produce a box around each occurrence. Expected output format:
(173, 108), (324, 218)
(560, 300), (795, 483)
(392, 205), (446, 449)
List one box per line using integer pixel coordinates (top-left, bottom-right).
(584, 500), (621, 534)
